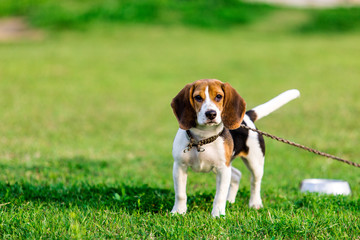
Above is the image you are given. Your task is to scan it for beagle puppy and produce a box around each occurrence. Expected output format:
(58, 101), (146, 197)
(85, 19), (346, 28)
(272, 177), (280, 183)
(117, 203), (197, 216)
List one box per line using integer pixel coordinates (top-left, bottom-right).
(171, 79), (300, 217)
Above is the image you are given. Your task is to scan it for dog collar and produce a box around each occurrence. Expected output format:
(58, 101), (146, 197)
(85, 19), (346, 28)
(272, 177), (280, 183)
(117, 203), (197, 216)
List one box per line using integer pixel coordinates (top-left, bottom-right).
(184, 128), (225, 153)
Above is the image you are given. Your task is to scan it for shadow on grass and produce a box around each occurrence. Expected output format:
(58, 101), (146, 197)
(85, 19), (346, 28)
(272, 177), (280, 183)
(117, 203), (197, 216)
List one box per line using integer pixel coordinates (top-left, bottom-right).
(0, 182), (261, 215)
(2, 156), (357, 214)
(0, 181), (248, 214)
(0, 181), (175, 213)
(0, 156), (231, 214)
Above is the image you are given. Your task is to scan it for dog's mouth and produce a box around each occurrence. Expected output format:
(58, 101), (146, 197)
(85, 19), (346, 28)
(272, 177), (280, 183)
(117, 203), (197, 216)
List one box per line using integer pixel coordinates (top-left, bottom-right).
(205, 120), (218, 125)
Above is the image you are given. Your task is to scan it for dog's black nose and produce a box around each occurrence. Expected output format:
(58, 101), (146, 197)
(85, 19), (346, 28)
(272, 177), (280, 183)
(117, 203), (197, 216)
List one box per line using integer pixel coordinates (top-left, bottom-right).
(205, 110), (217, 120)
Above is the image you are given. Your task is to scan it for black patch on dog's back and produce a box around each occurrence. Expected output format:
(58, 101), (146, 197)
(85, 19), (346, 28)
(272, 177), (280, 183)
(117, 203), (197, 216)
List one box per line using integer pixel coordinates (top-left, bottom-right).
(229, 115), (266, 157)
(229, 121), (249, 157)
(246, 110), (257, 122)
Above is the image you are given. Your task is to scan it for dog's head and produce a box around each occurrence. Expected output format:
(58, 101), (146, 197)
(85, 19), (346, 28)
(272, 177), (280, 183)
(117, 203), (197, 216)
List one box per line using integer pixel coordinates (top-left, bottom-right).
(171, 79), (246, 130)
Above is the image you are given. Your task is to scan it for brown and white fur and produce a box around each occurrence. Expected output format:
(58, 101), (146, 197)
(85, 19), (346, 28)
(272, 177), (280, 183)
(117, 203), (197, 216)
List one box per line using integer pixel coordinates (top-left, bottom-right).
(171, 79), (300, 217)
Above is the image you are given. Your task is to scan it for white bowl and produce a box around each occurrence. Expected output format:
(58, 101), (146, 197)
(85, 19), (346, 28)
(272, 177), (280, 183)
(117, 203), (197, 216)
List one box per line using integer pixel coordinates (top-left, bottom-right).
(300, 179), (351, 195)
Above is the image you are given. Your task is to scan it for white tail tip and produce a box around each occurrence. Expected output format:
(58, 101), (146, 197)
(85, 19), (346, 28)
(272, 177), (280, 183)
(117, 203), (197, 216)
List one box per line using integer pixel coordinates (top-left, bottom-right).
(251, 89), (300, 121)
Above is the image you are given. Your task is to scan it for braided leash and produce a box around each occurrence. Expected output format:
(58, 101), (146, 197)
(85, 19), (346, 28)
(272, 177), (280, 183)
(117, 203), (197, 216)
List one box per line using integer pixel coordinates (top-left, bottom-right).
(184, 128), (224, 153)
(239, 125), (360, 168)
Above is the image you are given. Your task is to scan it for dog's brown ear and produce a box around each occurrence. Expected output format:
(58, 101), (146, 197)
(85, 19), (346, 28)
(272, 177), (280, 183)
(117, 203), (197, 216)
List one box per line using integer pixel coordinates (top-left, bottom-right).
(221, 83), (246, 130)
(171, 83), (196, 130)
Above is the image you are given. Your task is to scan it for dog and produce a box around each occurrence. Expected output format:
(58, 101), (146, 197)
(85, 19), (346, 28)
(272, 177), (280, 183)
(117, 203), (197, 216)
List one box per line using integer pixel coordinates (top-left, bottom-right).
(170, 79), (300, 217)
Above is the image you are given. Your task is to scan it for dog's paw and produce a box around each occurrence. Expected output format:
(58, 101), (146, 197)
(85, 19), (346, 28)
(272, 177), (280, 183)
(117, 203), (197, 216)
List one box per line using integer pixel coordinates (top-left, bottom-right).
(211, 207), (226, 218)
(227, 197), (236, 204)
(171, 206), (187, 215)
(249, 200), (263, 210)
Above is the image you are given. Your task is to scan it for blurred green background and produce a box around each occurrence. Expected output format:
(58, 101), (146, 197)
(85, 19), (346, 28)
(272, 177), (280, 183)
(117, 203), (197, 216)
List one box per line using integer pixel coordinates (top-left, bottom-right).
(0, 0), (359, 238)
(1, 0), (360, 31)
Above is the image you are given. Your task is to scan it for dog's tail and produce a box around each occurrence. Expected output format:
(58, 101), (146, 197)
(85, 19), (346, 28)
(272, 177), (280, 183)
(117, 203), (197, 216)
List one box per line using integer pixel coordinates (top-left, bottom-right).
(246, 89), (300, 122)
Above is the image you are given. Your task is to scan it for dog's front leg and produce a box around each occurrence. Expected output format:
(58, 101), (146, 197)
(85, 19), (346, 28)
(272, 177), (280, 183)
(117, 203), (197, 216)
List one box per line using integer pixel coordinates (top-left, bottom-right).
(212, 165), (231, 217)
(171, 162), (188, 214)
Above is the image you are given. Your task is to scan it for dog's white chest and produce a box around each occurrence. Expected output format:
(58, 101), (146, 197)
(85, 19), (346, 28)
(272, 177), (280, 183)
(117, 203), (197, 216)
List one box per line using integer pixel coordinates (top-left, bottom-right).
(172, 129), (226, 173)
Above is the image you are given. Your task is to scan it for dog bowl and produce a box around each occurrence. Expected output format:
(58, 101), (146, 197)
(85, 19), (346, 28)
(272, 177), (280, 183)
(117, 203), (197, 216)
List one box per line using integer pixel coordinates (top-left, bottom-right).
(300, 179), (351, 195)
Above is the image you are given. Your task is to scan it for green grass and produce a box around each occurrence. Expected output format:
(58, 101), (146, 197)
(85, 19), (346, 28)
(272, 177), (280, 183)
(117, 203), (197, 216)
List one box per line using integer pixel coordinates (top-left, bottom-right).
(0, 20), (360, 238)
(1, 0), (360, 32)
(300, 7), (360, 33)
(0, 0), (275, 29)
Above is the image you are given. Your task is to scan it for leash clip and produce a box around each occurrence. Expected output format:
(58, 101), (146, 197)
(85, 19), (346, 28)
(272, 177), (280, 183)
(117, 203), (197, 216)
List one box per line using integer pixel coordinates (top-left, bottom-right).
(197, 146), (205, 152)
(183, 143), (205, 153)
(184, 136), (196, 153)
(183, 141), (193, 153)
(183, 147), (190, 153)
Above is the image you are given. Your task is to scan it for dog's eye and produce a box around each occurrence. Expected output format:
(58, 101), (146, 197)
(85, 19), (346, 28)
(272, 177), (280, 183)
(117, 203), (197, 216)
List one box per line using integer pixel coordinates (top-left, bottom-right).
(215, 94), (223, 101)
(194, 95), (203, 102)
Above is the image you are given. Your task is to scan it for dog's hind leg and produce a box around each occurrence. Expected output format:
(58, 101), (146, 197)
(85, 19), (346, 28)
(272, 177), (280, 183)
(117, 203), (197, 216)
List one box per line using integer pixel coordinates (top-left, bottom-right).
(242, 153), (264, 209)
(227, 166), (242, 204)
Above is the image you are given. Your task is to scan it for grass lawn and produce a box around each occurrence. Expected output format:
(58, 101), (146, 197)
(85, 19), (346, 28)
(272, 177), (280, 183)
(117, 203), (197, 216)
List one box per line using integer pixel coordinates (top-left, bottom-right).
(0, 17), (359, 238)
